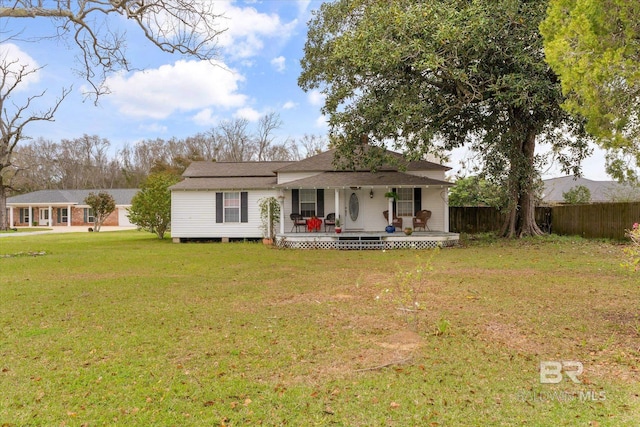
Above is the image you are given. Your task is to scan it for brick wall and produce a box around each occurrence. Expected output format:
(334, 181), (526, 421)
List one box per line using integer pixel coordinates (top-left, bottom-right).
(9, 206), (121, 226)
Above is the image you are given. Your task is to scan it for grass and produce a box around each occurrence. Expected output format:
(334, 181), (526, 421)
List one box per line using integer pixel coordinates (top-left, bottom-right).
(1, 231), (639, 426)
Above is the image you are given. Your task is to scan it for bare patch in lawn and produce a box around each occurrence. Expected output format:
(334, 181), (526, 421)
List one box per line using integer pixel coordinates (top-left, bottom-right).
(482, 321), (545, 355)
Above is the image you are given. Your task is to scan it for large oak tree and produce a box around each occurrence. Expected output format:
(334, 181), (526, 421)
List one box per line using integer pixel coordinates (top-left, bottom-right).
(299, 0), (590, 237)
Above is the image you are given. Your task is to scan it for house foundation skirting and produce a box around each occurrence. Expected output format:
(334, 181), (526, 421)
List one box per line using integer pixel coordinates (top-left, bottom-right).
(275, 231), (459, 250)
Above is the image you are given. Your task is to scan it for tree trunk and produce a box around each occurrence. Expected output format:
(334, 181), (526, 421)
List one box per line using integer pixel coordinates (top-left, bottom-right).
(501, 125), (543, 238)
(0, 176), (7, 231)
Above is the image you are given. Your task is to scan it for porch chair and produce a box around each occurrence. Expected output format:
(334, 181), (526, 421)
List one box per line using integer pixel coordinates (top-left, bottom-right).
(413, 210), (431, 231)
(324, 213), (336, 232)
(383, 210), (403, 229)
(290, 213), (306, 232)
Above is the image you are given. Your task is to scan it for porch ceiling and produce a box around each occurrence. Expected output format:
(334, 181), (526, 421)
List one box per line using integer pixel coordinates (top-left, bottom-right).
(276, 171), (452, 189)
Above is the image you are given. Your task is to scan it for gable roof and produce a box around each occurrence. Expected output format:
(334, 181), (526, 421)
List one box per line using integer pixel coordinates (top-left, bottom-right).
(172, 149), (452, 191)
(173, 160), (293, 191)
(7, 189), (138, 206)
(183, 161), (293, 178)
(275, 149), (450, 173)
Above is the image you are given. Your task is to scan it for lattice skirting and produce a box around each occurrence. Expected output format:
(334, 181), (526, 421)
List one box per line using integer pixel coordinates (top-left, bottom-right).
(276, 238), (458, 250)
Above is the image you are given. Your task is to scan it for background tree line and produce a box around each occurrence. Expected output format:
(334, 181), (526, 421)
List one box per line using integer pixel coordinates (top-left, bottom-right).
(7, 114), (326, 194)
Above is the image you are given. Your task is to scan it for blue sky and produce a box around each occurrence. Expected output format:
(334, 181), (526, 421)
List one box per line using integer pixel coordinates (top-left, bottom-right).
(0, 0), (611, 180)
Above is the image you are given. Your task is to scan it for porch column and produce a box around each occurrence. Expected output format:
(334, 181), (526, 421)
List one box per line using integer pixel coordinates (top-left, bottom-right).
(29, 205), (33, 227)
(387, 197), (393, 225)
(67, 205), (72, 226)
(48, 206), (53, 227)
(278, 194), (285, 235)
(9, 206), (13, 227)
(334, 189), (340, 225)
(443, 187), (450, 233)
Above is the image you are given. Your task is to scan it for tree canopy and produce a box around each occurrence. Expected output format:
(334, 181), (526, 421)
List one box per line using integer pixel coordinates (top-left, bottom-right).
(127, 172), (181, 239)
(541, 0), (640, 182)
(448, 176), (508, 209)
(299, 0), (589, 237)
(84, 191), (116, 232)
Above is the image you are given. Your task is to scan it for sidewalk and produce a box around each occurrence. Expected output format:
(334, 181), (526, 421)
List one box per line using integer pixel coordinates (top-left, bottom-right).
(0, 226), (136, 237)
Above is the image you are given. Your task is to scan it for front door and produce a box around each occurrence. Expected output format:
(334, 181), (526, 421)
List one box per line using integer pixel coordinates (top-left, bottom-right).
(346, 190), (365, 230)
(39, 209), (49, 226)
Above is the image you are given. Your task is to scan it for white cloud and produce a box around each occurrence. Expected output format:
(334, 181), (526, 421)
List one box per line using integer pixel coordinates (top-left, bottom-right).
(138, 123), (168, 134)
(235, 107), (261, 122)
(282, 101), (297, 110)
(271, 56), (286, 72)
(0, 43), (41, 90)
(213, 1), (298, 59)
(105, 60), (247, 119)
(315, 114), (328, 129)
(192, 108), (219, 127)
(308, 90), (325, 106)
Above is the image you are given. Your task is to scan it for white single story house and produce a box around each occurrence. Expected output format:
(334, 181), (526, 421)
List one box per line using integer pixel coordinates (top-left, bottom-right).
(5, 189), (138, 228)
(170, 149), (457, 248)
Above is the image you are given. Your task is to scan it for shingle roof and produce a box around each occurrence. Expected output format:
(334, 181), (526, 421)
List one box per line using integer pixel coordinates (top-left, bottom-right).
(541, 176), (640, 204)
(183, 161), (293, 178)
(276, 171), (452, 189)
(274, 149), (450, 173)
(7, 189), (138, 205)
(171, 177), (278, 190)
(172, 149), (452, 191)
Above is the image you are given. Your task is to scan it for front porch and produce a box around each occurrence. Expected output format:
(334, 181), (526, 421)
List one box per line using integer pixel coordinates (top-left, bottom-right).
(275, 230), (459, 250)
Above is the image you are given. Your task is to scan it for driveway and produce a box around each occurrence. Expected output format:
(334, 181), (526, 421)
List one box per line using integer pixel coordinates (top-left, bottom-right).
(0, 226), (136, 237)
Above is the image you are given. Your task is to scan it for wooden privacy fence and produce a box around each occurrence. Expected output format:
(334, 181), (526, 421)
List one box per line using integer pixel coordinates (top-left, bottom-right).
(449, 202), (640, 240)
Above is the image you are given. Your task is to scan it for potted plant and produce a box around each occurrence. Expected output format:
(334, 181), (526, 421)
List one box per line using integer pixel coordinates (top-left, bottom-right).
(384, 191), (398, 200)
(258, 196), (280, 245)
(404, 227), (413, 235)
(335, 217), (342, 233)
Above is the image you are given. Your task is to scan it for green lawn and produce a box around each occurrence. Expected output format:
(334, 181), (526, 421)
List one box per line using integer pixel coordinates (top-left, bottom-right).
(1, 231), (638, 426)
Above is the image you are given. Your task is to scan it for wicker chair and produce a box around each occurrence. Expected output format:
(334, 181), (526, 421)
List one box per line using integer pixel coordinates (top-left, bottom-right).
(324, 213), (336, 232)
(383, 210), (403, 229)
(290, 213), (306, 232)
(412, 210), (431, 231)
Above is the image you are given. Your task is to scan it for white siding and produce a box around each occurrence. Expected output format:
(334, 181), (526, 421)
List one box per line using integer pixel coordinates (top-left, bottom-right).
(171, 190), (279, 238)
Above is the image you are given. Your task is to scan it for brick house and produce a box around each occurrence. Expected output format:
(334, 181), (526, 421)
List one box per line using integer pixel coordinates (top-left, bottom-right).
(5, 189), (138, 228)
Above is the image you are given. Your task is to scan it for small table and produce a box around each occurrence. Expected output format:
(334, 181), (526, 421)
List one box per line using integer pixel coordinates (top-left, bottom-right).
(307, 217), (322, 232)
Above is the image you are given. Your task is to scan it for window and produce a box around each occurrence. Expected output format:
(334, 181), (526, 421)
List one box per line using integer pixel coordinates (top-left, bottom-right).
(224, 192), (240, 222)
(299, 189), (317, 217)
(396, 188), (414, 216)
(19, 208), (30, 224)
(84, 208), (95, 223)
(58, 208), (68, 224)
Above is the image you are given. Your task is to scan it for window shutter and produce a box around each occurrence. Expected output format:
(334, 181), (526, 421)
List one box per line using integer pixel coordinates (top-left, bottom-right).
(316, 189), (324, 217)
(240, 192), (248, 223)
(392, 187), (397, 213)
(216, 192), (223, 223)
(20, 209), (24, 223)
(57, 208), (61, 224)
(291, 189), (299, 214)
(83, 208), (87, 223)
(414, 188), (422, 213)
